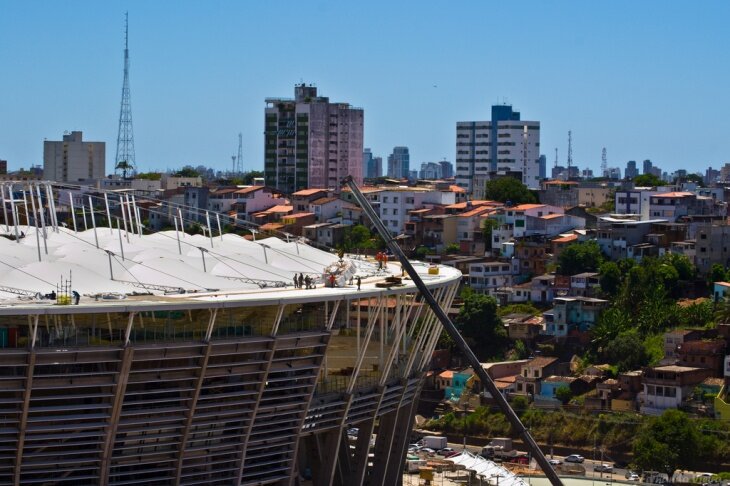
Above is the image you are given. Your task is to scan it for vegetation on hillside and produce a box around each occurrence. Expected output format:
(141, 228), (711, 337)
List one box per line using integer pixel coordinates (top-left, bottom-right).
(484, 178), (537, 205)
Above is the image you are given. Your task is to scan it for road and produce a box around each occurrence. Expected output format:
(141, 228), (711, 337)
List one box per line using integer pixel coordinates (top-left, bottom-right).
(441, 441), (711, 483)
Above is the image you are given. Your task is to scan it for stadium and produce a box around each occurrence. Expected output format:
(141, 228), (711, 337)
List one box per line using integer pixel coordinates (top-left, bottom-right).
(0, 181), (461, 485)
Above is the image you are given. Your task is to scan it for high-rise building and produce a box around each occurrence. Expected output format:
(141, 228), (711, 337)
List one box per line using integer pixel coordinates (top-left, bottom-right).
(43, 131), (105, 182)
(363, 148), (373, 179)
(642, 159), (653, 175)
(625, 160), (638, 179)
(363, 148), (382, 179)
(419, 162), (442, 179)
(387, 146), (410, 179)
(538, 154), (547, 180)
(456, 104), (540, 193)
(0, 160), (6, 175)
(439, 160), (454, 179)
(264, 84), (364, 194)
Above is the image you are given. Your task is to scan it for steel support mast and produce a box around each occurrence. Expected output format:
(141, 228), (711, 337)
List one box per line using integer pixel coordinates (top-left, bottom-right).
(342, 175), (564, 486)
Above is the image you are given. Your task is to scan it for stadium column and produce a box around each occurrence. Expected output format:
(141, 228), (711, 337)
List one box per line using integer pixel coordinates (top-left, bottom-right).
(13, 350), (35, 485)
(174, 340), (214, 483)
(99, 346), (135, 486)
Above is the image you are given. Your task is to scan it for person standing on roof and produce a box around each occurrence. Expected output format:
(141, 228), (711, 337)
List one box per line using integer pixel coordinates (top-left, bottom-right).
(293, 273), (299, 288)
(304, 275), (311, 289)
(356, 276), (361, 291)
(72, 290), (80, 305)
(298, 274), (304, 289)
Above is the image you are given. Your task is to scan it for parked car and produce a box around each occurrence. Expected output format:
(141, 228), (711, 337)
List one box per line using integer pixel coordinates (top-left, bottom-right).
(627, 473), (640, 481)
(595, 464), (613, 473)
(437, 447), (455, 456)
(443, 450), (461, 458)
(565, 454), (585, 463)
(548, 459), (562, 466)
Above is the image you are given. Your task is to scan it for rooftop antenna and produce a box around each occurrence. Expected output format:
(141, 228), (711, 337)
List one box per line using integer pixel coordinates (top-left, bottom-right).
(236, 132), (243, 174)
(115, 12), (136, 178)
(567, 130), (573, 172)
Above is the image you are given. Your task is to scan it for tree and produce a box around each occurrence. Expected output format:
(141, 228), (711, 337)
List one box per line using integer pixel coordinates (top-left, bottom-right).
(555, 386), (573, 405)
(557, 241), (604, 276)
(482, 218), (499, 248)
(632, 409), (701, 478)
(443, 243), (460, 254)
(135, 172), (162, 180)
(599, 261), (622, 296)
(175, 166), (200, 178)
(241, 170), (264, 185)
(709, 263), (727, 285)
(602, 330), (649, 372)
(454, 291), (506, 360)
(115, 160), (132, 179)
(484, 177), (537, 205)
(633, 173), (665, 187)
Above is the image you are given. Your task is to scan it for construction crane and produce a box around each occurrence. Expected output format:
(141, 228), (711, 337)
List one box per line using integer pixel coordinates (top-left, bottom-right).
(341, 175), (564, 486)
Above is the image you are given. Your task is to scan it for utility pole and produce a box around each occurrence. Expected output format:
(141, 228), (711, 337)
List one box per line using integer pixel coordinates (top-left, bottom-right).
(567, 130), (573, 175)
(237, 132), (243, 174)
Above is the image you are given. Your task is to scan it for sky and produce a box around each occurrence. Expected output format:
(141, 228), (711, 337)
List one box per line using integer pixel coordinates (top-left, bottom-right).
(1, 1), (729, 177)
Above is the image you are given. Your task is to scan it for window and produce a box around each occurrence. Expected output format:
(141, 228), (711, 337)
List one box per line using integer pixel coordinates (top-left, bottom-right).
(393, 197), (399, 203)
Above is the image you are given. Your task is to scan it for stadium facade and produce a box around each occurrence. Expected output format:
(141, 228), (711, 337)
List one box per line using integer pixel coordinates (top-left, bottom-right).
(0, 181), (460, 485)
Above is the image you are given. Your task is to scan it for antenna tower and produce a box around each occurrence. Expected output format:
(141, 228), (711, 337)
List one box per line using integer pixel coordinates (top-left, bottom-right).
(236, 132), (243, 174)
(231, 156), (237, 175)
(567, 130), (573, 171)
(601, 147), (607, 177)
(115, 12), (136, 178)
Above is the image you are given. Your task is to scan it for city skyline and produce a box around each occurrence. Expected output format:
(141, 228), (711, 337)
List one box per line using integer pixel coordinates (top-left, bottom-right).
(1, 1), (729, 177)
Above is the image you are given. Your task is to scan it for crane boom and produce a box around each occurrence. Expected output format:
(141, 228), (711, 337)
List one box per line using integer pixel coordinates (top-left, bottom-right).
(341, 175), (564, 486)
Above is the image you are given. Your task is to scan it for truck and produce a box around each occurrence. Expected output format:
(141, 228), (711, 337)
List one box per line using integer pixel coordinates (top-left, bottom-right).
(421, 436), (448, 450)
(405, 459), (427, 473)
(480, 438), (516, 460)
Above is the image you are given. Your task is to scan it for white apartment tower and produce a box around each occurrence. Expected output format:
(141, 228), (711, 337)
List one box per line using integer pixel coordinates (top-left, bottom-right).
(456, 105), (540, 194)
(43, 131), (106, 182)
(264, 84), (364, 194)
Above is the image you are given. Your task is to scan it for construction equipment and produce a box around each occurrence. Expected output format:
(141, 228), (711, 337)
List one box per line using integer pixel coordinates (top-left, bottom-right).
(341, 175), (564, 486)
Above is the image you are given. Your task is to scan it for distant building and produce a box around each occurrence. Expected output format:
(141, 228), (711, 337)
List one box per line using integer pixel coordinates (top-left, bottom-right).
(0, 160), (6, 175)
(363, 148), (381, 179)
(439, 160), (454, 179)
(538, 154), (547, 180)
(264, 84), (363, 194)
(605, 167), (620, 179)
(43, 131), (105, 182)
(387, 146), (410, 179)
(456, 104), (541, 193)
(625, 160), (638, 179)
(419, 162), (443, 180)
(643, 159), (653, 175)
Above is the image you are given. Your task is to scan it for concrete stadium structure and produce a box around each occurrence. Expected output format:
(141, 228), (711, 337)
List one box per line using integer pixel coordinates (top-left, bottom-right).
(0, 181), (460, 485)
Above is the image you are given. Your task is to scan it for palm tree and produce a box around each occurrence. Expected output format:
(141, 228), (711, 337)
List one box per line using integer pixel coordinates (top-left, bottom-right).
(115, 160), (131, 179)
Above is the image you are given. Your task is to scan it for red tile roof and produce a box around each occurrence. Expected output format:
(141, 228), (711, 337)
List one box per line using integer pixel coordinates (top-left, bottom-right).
(512, 204), (546, 211)
(292, 188), (327, 196)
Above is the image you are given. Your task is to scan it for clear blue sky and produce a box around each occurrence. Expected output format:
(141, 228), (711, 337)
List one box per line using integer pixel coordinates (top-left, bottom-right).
(1, 1), (729, 176)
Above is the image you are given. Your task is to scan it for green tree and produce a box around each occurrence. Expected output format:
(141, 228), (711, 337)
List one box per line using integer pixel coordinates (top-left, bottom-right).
(484, 177), (537, 204)
(443, 243), (460, 254)
(454, 291), (506, 360)
(482, 218), (499, 247)
(135, 172), (162, 180)
(602, 330), (649, 372)
(599, 261), (622, 296)
(241, 170), (264, 185)
(661, 253), (696, 281)
(632, 409), (701, 478)
(709, 263), (727, 284)
(555, 386), (573, 405)
(175, 166), (200, 178)
(557, 241), (604, 276)
(633, 173), (665, 187)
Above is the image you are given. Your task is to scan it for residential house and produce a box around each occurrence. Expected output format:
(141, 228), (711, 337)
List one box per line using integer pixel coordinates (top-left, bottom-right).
(436, 370), (455, 393)
(544, 296), (608, 339)
(467, 260), (516, 296)
(514, 357), (562, 397)
(569, 272), (600, 297)
(302, 221), (345, 246)
(597, 218), (668, 260)
(291, 188), (329, 212)
(713, 356), (730, 420)
(664, 329), (703, 360)
(309, 196), (342, 223)
(585, 378), (620, 411)
(677, 340), (727, 376)
(536, 375), (590, 408)
(514, 241), (548, 277)
(475, 359), (529, 400)
(640, 365), (713, 414)
(611, 370), (643, 412)
(504, 314), (544, 341)
(713, 282), (730, 303)
(538, 180), (579, 208)
(445, 368), (475, 400)
(695, 223), (730, 276)
(530, 274), (556, 304)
